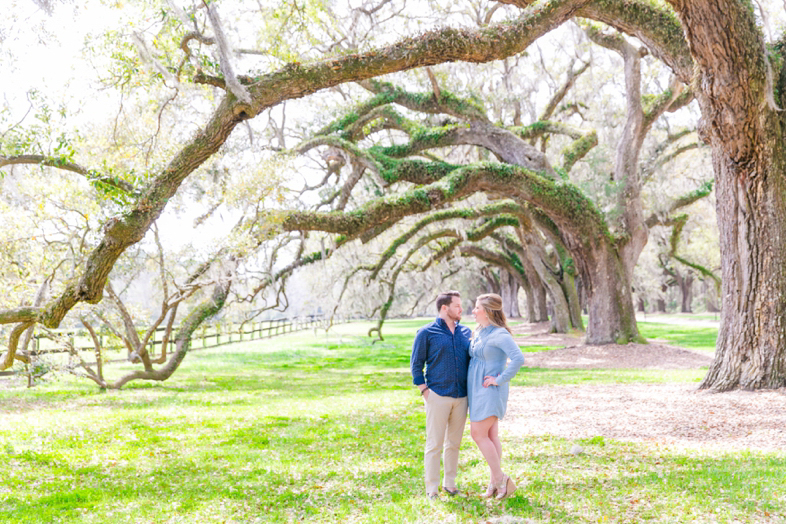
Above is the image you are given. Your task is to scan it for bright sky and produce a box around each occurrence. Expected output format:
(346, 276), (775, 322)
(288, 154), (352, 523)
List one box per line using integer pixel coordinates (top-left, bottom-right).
(4, 0), (786, 254)
(4, 2), (116, 113)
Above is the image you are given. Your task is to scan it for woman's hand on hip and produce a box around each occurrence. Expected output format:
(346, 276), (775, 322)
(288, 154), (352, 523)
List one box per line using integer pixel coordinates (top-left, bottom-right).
(482, 375), (499, 387)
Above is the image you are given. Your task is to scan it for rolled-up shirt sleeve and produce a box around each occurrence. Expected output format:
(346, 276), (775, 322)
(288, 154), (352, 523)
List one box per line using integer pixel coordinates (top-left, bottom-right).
(495, 332), (526, 385)
(410, 328), (428, 386)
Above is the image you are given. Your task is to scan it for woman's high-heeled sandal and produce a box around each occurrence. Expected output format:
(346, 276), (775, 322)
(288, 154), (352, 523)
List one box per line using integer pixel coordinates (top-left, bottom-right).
(482, 481), (497, 498)
(495, 474), (516, 500)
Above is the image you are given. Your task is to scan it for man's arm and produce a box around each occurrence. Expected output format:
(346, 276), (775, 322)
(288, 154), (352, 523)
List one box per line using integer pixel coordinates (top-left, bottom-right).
(410, 329), (430, 395)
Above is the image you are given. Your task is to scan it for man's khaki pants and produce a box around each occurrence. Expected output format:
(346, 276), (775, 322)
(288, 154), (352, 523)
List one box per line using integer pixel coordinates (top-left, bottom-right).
(424, 391), (468, 495)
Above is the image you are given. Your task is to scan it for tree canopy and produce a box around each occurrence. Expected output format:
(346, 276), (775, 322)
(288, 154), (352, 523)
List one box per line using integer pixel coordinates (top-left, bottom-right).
(2, 0), (785, 391)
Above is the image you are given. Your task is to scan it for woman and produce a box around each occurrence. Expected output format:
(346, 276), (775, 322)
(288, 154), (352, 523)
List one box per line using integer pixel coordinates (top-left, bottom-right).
(468, 293), (525, 500)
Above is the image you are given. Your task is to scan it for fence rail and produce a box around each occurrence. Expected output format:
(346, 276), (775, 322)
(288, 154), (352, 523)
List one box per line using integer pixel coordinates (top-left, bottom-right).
(1, 315), (341, 377)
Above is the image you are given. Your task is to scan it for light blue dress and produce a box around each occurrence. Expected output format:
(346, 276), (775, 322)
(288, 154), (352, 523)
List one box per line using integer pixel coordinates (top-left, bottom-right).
(468, 325), (525, 422)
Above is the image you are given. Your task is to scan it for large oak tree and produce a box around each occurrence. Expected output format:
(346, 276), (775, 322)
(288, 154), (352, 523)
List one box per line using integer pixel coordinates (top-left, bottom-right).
(1, 0), (782, 390)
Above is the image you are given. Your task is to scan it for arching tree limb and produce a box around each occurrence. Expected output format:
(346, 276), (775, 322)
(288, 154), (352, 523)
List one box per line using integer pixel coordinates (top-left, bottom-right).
(0, 154), (136, 193)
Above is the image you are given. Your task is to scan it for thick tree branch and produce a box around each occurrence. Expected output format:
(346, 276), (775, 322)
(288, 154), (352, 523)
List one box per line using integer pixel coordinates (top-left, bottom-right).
(358, 79), (488, 122)
(370, 201), (525, 279)
(271, 162), (609, 252)
(0, 0), (598, 350)
(645, 180), (714, 228)
(108, 265), (233, 389)
(1, 322), (35, 370)
(561, 129), (598, 173)
(664, 0), (768, 163)
(0, 307), (41, 325)
(0, 155), (136, 193)
(673, 254), (720, 288)
(512, 120), (587, 141)
(204, 2), (252, 104)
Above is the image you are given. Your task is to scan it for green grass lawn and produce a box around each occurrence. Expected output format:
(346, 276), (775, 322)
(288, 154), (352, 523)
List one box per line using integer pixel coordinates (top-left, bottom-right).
(1, 319), (783, 523)
(638, 322), (718, 352)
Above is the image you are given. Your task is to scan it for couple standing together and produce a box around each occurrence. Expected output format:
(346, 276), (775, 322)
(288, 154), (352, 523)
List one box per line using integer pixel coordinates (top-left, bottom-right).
(410, 291), (525, 500)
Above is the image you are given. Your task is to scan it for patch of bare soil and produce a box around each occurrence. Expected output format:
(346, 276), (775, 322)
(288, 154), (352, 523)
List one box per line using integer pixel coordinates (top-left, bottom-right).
(511, 321), (713, 370)
(511, 321), (584, 349)
(506, 383), (786, 452)
(504, 322), (786, 453)
(522, 343), (713, 369)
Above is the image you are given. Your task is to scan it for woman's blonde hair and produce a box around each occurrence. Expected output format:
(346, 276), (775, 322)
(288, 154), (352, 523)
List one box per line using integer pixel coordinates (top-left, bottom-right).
(476, 293), (512, 334)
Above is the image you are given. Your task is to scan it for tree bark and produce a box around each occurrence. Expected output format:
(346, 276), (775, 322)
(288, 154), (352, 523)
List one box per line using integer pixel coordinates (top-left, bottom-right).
(509, 277), (522, 318)
(481, 267), (501, 295)
(700, 145), (786, 390)
(521, 233), (572, 333)
(703, 279), (720, 313)
(519, 276), (537, 322)
(658, 0), (786, 390)
(576, 241), (640, 344)
(499, 269), (514, 317)
(526, 262), (550, 323)
(561, 271), (583, 330)
(676, 271), (693, 313)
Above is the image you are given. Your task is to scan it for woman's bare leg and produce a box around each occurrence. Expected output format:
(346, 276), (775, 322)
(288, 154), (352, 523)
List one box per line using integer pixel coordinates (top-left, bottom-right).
(470, 416), (503, 485)
(489, 417), (502, 461)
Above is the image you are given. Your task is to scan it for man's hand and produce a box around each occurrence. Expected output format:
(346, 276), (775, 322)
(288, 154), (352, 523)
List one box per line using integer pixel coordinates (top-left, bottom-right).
(419, 385), (430, 400)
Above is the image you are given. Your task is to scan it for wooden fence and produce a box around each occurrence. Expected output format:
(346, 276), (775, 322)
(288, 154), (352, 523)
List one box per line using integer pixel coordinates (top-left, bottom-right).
(1, 314), (341, 376)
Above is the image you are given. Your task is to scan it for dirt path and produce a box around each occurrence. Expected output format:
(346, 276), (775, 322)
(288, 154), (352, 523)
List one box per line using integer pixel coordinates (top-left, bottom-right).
(505, 323), (786, 453)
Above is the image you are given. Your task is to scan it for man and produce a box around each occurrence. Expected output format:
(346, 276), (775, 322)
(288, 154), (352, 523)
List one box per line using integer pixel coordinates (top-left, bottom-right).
(410, 290), (472, 499)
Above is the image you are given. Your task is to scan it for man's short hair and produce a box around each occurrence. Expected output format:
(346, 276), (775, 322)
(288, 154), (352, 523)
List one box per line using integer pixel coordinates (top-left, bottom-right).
(436, 291), (461, 312)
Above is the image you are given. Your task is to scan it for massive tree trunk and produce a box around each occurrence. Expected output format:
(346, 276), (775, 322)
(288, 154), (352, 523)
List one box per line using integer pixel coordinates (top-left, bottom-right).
(578, 240), (640, 344)
(658, 0), (786, 390)
(700, 142), (786, 390)
(572, 0), (786, 388)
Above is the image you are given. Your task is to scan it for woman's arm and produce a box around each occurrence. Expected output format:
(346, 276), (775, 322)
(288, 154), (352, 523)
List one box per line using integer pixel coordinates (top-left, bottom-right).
(489, 332), (525, 385)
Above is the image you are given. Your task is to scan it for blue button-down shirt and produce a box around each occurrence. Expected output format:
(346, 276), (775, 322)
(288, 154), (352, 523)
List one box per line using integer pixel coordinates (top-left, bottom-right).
(410, 317), (472, 398)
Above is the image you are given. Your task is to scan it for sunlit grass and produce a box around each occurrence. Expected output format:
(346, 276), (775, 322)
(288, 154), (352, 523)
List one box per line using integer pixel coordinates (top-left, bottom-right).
(514, 367), (707, 387)
(1, 319), (782, 523)
(638, 322), (718, 352)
